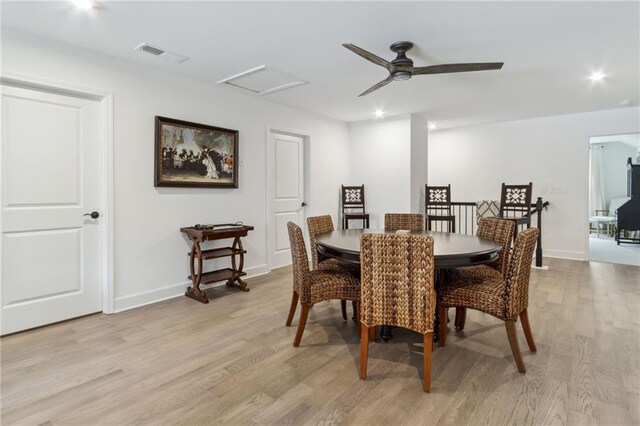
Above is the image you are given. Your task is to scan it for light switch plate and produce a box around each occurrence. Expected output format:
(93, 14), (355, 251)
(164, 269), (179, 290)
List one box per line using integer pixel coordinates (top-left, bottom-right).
(549, 185), (566, 194)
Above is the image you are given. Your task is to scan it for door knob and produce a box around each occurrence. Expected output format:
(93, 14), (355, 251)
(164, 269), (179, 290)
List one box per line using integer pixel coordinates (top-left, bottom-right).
(83, 211), (100, 219)
(301, 202), (307, 207)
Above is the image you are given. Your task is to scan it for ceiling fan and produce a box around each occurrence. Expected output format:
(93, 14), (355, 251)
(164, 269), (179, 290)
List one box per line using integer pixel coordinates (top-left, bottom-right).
(343, 41), (504, 97)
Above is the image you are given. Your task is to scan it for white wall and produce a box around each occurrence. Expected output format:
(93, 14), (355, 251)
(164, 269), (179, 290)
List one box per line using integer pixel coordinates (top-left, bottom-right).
(347, 116), (411, 228)
(410, 114), (429, 213)
(1, 31), (350, 311)
(598, 142), (636, 207)
(429, 108), (640, 260)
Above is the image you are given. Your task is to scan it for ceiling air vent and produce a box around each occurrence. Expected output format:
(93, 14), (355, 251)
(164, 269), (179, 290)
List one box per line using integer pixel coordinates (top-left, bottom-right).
(135, 43), (189, 64)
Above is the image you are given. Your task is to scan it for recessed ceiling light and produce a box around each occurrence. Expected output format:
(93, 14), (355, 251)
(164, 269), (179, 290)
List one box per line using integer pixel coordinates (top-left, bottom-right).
(428, 122), (438, 130)
(71, 0), (93, 10)
(588, 71), (606, 82)
(374, 109), (384, 118)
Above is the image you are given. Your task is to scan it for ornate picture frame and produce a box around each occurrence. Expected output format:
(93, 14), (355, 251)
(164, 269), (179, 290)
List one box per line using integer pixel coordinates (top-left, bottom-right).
(154, 116), (239, 188)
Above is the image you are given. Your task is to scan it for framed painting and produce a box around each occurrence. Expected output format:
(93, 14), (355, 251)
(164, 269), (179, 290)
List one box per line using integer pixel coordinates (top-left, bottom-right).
(154, 116), (239, 188)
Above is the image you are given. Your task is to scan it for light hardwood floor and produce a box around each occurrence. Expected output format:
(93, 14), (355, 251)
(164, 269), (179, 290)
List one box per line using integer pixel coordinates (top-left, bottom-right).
(1, 258), (638, 425)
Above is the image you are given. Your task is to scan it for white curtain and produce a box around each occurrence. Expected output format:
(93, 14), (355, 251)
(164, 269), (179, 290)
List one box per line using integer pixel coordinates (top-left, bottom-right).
(589, 146), (606, 215)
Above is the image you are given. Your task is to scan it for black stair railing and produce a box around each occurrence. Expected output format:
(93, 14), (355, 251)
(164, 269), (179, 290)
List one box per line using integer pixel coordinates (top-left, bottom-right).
(433, 198), (550, 267)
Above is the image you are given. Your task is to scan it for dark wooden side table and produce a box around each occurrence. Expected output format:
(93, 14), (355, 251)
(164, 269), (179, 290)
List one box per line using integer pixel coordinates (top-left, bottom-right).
(180, 225), (254, 304)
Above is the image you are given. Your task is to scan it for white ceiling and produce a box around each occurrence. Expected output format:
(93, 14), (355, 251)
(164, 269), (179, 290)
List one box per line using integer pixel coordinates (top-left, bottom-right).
(2, 1), (639, 127)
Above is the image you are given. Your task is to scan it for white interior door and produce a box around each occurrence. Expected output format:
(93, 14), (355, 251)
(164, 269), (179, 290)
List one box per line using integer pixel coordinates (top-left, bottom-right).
(269, 132), (305, 269)
(1, 85), (103, 335)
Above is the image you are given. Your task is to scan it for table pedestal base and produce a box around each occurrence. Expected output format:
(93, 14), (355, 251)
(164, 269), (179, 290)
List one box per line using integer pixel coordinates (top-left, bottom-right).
(380, 326), (392, 341)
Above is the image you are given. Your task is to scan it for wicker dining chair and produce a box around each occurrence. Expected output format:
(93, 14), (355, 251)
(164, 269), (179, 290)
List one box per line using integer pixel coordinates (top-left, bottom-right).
(450, 218), (515, 331)
(438, 227), (539, 373)
(307, 215), (360, 320)
(285, 222), (360, 347)
(359, 233), (436, 392)
(384, 213), (425, 232)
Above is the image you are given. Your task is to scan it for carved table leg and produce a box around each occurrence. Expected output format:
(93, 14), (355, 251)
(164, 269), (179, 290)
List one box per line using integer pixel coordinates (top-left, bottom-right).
(185, 238), (209, 304)
(226, 236), (250, 292)
(226, 277), (250, 292)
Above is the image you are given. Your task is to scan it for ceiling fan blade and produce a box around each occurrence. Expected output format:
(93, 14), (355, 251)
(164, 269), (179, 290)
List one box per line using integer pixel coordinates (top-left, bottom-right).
(358, 75), (394, 97)
(408, 62), (504, 75)
(343, 43), (394, 72)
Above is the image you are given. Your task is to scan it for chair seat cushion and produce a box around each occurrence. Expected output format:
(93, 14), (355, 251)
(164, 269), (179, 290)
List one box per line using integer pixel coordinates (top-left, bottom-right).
(318, 258), (359, 275)
(439, 274), (507, 320)
(449, 264), (503, 282)
(309, 270), (360, 304)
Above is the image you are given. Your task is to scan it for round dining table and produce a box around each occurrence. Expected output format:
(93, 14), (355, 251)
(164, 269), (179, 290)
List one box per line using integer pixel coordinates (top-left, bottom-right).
(316, 229), (501, 269)
(316, 229), (502, 341)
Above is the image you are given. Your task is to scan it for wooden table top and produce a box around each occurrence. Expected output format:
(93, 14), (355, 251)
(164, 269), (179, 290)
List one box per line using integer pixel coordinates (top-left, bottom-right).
(316, 229), (501, 268)
(180, 225), (254, 240)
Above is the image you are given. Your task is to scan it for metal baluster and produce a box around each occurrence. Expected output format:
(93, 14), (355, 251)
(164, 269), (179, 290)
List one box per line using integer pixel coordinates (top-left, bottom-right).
(471, 205), (476, 235)
(535, 197), (543, 267)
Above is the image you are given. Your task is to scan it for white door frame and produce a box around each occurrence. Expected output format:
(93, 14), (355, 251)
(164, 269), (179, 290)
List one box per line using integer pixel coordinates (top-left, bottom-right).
(1, 73), (115, 314)
(584, 131), (639, 261)
(584, 135), (592, 260)
(265, 125), (310, 270)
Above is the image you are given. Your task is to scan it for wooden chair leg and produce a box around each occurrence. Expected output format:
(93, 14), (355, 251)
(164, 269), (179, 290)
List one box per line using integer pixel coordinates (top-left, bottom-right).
(368, 325), (376, 342)
(360, 323), (370, 380)
(505, 319), (526, 373)
(340, 300), (347, 321)
(423, 332), (433, 392)
(293, 304), (310, 347)
(438, 304), (448, 347)
(354, 301), (360, 323)
(455, 307), (466, 331)
(519, 308), (537, 352)
(285, 291), (299, 326)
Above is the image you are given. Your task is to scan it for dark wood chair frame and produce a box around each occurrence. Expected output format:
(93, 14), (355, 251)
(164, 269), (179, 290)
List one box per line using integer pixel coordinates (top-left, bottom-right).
(498, 182), (533, 238)
(341, 185), (370, 229)
(425, 184), (456, 233)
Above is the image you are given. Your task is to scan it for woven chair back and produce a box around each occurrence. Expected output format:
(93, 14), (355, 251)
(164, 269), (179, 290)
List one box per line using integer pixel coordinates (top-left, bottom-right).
(503, 227), (539, 319)
(360, 233), (435, 334)
(477, 218), (515, 276)
(287, 222), (311, 301)
(384, 213), (425, 232)
(307, 215), (335, 269)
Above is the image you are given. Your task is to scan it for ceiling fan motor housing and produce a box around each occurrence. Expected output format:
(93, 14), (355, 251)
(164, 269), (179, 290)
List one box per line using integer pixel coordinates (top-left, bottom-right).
(390, 41), (414, 80)
(390, 42), (415, 66)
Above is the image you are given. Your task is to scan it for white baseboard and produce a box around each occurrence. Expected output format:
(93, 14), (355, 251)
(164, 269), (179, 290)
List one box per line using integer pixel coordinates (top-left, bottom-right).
(113, 264), (270, 313)
(532, 265), (549, 270)
(544, 249), (586, 261)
